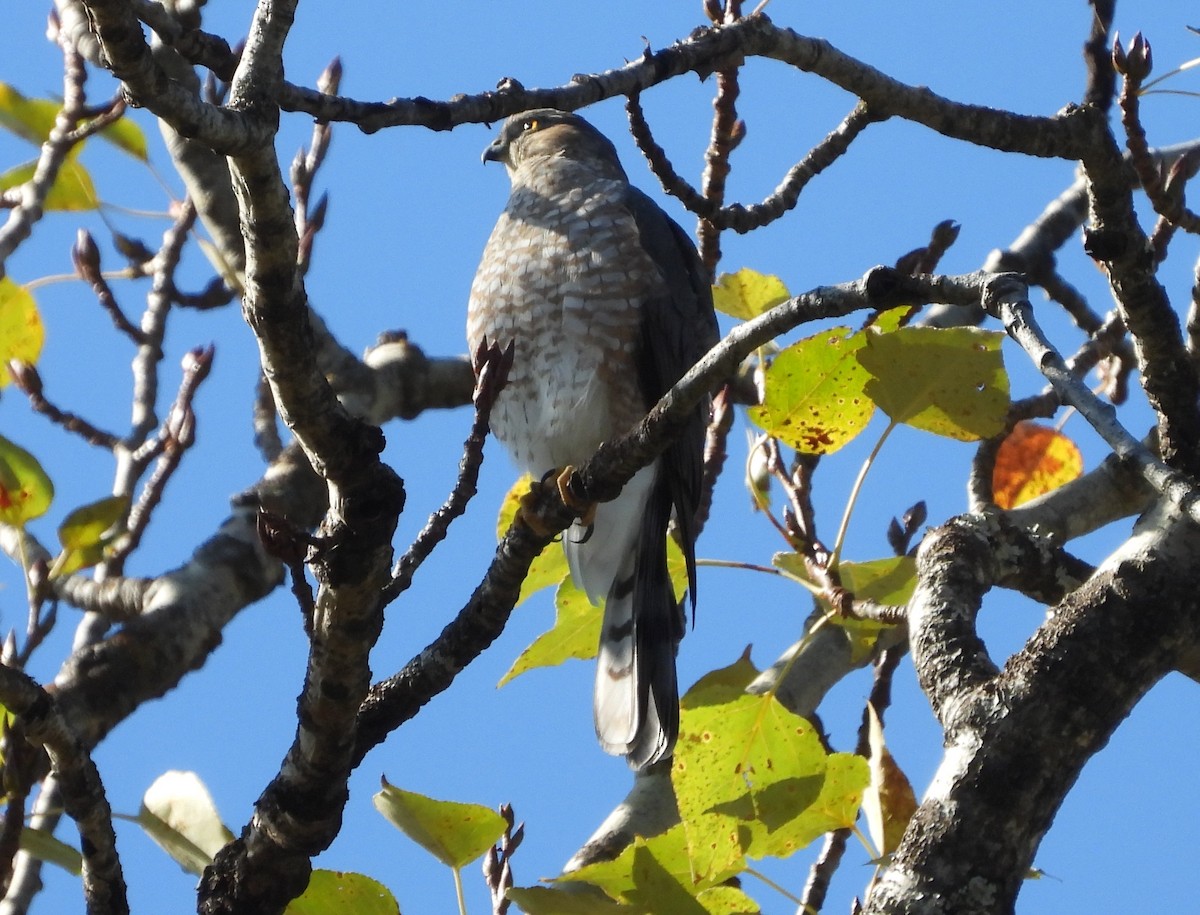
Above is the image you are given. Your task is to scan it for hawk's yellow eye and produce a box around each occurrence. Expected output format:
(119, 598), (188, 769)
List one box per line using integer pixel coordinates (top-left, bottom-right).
(522, 119), (539, 132)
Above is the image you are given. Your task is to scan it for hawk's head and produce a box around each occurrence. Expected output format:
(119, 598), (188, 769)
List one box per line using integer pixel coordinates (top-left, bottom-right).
(482, 109), (626, 181)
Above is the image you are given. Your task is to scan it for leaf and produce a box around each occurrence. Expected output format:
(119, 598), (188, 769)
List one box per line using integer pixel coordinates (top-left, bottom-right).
(711, 268), (789, 320)
(18, 827), (82, 875)
(672, 655), (867, 879)
(373, 779), (505, 869)
(0, 155), (98, 211)
(0, 433), (54, 527)
(626, 844), (709, 914)
(499, 576), (600, 686)
(53, 494), (130, 576)
(992, 421), (1083, 509)
(838, 556), (918, 606)
(0, 277), (44, 386)
(857, 326), (1009, 441)
(558, 823), (734, 902)
(748, 327), (874, 455)
(284, 870), (400, 915)
(861, 704), (917, 859)
(0, 83), (58, 144)
(506, 885), (635, 913)
(100, 116), (149, 161)
(496, 475), (570, 604)
(696, 884), (761, 915)
(136, 770), (234, 875)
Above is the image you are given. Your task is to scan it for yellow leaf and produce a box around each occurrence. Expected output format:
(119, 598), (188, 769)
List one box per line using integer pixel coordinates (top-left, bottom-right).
(858, 326), (1009, 441)
(0, 433), (53, 527)
(499, 577), (599, 686)
(0, 278), (43, 386)
(100, 116), (149, 161)
(496, 475), (570, 604)
(992, 421), (1083, 509)
(0, 155), (98, 211)
(712, 268), (790, 320)
(862, 705), (917, 858)
(506, 885), (634, 913)
(673, 655), (867, 880)
(0, 83), (58, 144)
(284, 870), (400, 915)
(748, 327), (874, 455)
(137, 771), (233, 876)
(373, 779), (505, 870)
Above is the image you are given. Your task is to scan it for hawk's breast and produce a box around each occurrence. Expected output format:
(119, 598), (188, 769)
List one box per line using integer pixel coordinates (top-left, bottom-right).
(467, 162), (666, 474)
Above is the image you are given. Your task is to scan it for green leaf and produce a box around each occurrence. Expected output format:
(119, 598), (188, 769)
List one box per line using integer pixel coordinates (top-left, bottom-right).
(626, 844), (709, 914)
(506, 885), (636, 913)
(373, 779), (505, 869)
(558, 824), (724, 901)
(748, 327), (874, 454)
(100, 116), (149, 161)
(496, 475), (571, 604)
(696, 884), (761, 915)
(134, 770), (233, 875)
(0, 277), (44, 386)
(499, 576), (599, 685)
(838, 556), (918, 605)
(857, 326), (1009, 441)
(673, 656), (868, 879)
(0, 433), (54, 527)
(284, 870), (400, 915)
(18, 827), (82, 875)
(0, 155), (98, 211)
(53, 494), (130, 577)
(0, 83), (58, 144)
(712, 268), (790, 320)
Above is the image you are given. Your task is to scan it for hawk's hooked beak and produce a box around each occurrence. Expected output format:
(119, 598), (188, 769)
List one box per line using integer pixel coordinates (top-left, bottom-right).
(481, 136), (508, 164)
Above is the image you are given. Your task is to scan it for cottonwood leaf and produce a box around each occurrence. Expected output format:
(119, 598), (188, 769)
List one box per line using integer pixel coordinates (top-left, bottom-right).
(136, 770), (233, 875)
(499, 577), (599, 685)
(100, 116), (149, 161)
(0, 433), (53, 527)
(284, 870), (400, 915)
(696, 884), (761, 915)
(18, 828), (82, 875)
(561, 822), (738, 899)
(53, 494), (129, 577)
(0, 278), (43, 386)
(858, 326), (1009, 440)
(496, 474), (570, 604)
(673, 652), (865, 879)
(862, 704), (917, 858)
(711, 268), (790, 320)
(506, 885), (635, 913)
(626, 844), (709, 914)
(748, 327), (874, 454)
(0, 83), (58, 143)
(992, 421), (1083, 509)
(373, 779), (505, 869)
(0, 155), (97, 211)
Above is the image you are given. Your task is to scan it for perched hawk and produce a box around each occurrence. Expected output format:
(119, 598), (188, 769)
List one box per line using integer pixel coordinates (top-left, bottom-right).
(468, 109), (718, 769)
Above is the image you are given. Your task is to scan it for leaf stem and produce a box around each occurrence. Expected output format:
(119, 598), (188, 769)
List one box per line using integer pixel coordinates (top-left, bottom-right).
(831, 418), (897, 566)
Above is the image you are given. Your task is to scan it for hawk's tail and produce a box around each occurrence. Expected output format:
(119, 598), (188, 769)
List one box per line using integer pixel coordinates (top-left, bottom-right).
(592, 471), (682, 770)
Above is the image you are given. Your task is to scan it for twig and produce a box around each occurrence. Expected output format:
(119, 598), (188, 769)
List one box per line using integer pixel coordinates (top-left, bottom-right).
(384, 340), (513, 603)
(110, 348), (214, 567)
(627, 94), (878, 234)
(8, 361), (120, 449)
(72, 230), (150, 345)
(1115, 35), (1200, 240)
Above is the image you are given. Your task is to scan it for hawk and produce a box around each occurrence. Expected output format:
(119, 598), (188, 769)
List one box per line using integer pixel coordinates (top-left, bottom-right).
(468, 108), (718, 769)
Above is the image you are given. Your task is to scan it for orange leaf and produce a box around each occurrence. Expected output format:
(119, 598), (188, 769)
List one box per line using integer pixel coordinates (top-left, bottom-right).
(992, 421), (1083, 509)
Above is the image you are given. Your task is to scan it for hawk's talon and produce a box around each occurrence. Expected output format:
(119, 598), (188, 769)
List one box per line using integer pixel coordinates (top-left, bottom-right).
(555, 466), (597, 528)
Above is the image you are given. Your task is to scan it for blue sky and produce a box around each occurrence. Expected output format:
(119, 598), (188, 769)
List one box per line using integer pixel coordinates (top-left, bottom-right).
(1, 2), (1198, 913)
